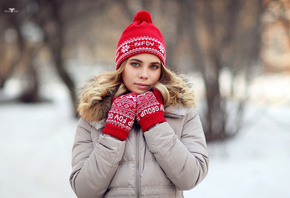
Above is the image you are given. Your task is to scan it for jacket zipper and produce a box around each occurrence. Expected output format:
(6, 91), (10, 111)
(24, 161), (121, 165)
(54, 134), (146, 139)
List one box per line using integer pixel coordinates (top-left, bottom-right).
(135, 129), (141, 198)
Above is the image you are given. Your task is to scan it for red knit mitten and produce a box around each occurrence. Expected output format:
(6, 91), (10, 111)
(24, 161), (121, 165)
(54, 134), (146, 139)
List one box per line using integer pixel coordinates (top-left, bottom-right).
(103, 92), (137, 141)
(136, 89), (166, 132)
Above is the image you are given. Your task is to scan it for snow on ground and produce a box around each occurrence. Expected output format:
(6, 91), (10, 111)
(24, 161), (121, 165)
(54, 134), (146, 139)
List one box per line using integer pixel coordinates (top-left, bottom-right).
(185, 104), (290, 198)
(0, 73), (290, 198)
(0, 83), (77, 198)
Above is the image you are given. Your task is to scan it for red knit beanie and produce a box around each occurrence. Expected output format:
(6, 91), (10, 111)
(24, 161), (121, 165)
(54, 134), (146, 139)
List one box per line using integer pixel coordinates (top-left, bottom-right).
(115, 10), (166, 69)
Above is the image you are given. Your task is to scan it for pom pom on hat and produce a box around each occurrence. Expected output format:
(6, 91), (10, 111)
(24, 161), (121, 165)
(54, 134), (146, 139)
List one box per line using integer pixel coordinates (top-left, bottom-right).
(133, 10), (152, 24)
(115, 10), (166, 69)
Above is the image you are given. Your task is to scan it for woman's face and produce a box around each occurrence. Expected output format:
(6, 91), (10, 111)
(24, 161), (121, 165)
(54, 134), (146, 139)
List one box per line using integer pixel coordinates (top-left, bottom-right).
(122, 53), (162, 94)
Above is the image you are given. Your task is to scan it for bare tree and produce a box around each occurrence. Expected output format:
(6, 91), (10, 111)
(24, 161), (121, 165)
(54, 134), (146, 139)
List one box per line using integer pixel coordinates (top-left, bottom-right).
(176, 0), (267, 141)
(0, 0), (111, 113)
(0, 0), (42, 102)
(1, 0), (281, 125)
(0, 0), (23, 89)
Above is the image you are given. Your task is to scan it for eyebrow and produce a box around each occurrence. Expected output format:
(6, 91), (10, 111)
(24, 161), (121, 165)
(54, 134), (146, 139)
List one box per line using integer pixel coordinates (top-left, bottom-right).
(129, 58), (161, 65)
(129, 59), (142, 63)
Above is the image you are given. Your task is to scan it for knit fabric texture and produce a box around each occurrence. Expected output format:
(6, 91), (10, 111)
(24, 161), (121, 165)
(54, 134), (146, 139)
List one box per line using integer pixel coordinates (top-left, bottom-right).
(103, 92), (137, 141)
(115, 10), (166, 69)
(136, 90), (166, 132)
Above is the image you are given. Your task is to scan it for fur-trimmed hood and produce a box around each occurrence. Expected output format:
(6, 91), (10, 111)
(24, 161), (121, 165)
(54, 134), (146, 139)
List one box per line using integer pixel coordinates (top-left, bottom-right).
(77, 79), (192, 123)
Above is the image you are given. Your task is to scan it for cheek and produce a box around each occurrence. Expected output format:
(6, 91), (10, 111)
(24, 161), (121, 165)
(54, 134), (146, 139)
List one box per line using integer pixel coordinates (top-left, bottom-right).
(151, 70), (161, 83)
(122, 72), (129, 86)
(122, 69), (134, 88)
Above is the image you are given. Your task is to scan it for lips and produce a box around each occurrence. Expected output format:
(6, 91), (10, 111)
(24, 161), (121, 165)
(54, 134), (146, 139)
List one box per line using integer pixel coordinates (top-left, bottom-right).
(135, 83), (150, 90)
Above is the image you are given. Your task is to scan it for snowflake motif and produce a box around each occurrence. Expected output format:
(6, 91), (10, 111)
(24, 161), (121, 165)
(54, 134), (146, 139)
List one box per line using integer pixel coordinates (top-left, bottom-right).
(124, 104), (130, 108)
(158, 44), (165, 54)
(121, 45), (130, 53)
(126, 95), (137, 102)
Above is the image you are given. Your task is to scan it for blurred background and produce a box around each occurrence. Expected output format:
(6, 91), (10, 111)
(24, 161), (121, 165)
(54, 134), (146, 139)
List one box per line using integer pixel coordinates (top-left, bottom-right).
(0, 0), (289, 197)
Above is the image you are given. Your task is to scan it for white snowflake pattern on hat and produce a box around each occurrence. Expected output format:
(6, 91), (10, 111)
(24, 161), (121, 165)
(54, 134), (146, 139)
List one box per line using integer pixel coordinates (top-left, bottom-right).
(158, 44), (165, 54)
(121, 44), (130, 53)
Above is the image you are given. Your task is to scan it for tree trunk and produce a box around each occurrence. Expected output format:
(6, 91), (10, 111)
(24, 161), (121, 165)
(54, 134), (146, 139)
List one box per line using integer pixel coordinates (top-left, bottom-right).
(38, 0), (78, 116)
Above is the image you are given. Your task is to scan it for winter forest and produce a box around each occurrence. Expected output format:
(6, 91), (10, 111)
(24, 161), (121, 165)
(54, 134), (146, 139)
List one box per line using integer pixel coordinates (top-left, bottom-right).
(0, 0), (290, 197)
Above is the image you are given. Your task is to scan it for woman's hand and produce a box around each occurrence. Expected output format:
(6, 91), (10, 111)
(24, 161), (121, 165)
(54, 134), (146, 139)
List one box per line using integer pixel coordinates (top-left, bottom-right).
(136, 89), (166, 132)
(103, 92), (137, 141)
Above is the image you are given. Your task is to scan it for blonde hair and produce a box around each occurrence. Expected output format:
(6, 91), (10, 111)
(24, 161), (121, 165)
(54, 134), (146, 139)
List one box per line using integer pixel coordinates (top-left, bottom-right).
(77, 61), (195, 120)
(156, 64), (195, 108)
(77, 62), (127, 120)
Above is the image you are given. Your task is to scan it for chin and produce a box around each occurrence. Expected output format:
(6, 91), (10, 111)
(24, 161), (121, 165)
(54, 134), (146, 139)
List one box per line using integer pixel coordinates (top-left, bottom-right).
(135, 90), (146, 94)
(129, 89), (147, 94)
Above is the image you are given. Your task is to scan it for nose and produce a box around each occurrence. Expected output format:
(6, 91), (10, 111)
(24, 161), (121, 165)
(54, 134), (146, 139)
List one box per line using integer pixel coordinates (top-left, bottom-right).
(139, 67), (148, 79)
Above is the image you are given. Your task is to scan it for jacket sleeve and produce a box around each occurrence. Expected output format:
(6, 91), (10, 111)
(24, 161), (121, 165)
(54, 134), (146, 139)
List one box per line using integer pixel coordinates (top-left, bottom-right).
(144, 108), (209, 190)
(70, 118), (126, 198)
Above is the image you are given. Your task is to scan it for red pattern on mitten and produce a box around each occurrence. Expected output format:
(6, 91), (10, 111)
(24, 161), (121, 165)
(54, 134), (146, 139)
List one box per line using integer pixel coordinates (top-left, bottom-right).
(136, 89), (166, 132)
(103, 92), (137, 141)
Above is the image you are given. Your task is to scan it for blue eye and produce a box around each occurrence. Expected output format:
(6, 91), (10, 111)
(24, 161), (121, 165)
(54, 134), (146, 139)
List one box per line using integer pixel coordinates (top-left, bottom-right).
(131, 62), (140, 67)
(150, 65), (159, 69)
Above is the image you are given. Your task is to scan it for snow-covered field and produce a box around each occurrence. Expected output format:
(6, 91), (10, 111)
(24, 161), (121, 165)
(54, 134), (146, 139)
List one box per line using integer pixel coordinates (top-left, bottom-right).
(186, 104), (290, 198)
(0, 72), (289, 198)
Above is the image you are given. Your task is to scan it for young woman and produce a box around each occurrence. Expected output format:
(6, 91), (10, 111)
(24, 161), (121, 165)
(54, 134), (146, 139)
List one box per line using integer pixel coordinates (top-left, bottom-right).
(70, 10), (209, 198)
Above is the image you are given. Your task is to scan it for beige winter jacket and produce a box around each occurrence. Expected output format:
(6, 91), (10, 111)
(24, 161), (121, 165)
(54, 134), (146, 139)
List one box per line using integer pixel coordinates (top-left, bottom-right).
(70, 91), (209, 198)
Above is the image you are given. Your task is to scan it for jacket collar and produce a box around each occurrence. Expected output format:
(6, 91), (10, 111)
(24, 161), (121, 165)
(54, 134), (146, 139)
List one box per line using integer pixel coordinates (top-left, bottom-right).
(78, 79), (191, 124)
(92, 106), (190, 130)
(164, 105), (191, 118)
